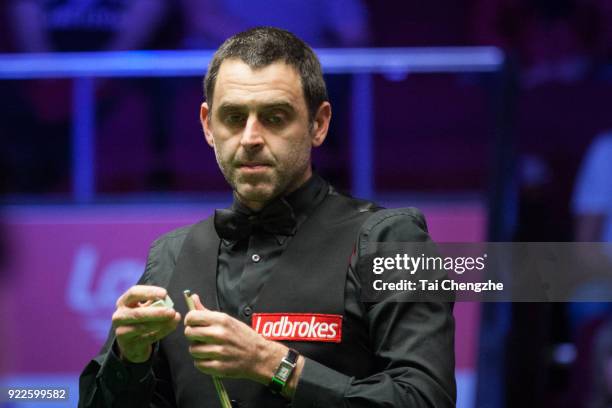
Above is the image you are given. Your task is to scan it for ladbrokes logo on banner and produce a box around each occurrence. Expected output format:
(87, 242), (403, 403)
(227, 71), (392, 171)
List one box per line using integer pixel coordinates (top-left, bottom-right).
(252, 313), (342, 343)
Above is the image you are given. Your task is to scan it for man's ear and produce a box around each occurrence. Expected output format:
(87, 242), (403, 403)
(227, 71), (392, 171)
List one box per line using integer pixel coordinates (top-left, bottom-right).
(200, 102), (215, 148)
(311, 102), (331, 147)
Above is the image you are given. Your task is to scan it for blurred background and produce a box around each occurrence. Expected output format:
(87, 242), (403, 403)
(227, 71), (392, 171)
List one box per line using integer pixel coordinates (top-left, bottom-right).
(1, 0), (612, 407)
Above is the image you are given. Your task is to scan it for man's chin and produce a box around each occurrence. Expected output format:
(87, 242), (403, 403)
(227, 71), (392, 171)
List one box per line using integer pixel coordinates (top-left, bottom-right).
(235, 183), (277, 206)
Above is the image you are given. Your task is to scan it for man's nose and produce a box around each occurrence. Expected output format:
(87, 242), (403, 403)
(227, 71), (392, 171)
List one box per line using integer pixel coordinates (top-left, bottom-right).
(240, 115), (264, 149)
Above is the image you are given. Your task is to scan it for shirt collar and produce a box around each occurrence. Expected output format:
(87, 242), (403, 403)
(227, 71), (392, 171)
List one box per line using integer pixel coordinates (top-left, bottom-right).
(224, 173), (328, 245)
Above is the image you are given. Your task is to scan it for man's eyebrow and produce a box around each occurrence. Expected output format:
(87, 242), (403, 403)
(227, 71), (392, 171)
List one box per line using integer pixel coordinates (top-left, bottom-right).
(217, 103), (246, 113)
(216, 102), (296, 112)
(259, 102), (296, 112)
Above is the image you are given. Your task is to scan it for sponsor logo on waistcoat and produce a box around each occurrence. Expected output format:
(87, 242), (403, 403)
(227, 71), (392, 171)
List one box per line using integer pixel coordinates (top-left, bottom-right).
(252, 313), (342, 343)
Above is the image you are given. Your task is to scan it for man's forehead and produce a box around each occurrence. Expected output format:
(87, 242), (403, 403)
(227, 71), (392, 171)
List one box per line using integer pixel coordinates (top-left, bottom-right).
(217, 58), (299, 77)
(213, 59), (304, 106)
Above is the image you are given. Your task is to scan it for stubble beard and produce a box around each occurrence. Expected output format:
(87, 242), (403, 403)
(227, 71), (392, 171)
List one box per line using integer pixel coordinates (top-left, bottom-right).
(215, 142), (311, 208)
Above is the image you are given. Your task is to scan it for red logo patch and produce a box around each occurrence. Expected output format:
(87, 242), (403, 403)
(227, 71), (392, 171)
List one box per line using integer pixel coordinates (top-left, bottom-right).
(251, 313), (342, 343)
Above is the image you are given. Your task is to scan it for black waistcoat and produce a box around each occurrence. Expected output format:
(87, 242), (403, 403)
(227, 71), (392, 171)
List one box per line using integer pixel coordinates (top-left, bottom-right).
(161, 192), (377, 408)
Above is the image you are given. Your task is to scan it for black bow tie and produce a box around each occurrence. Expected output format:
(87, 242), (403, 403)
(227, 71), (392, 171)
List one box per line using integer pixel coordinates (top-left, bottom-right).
(214, 199), (297, 242)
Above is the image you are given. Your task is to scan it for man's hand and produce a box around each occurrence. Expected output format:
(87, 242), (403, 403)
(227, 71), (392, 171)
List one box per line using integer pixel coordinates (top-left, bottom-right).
(112, 285), (181, 363)
(184, 294), (299, 389)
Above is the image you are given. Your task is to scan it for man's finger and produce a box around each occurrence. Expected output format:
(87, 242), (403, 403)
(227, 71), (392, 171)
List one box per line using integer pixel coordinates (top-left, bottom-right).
(117, 285), (167, 307)
(113, 306), (176, 325)
(194, 359), (224, 376)
(139, 327), (173, 343)
(115, 324), (143, 339)
(189, 343), (225, 360)
(116, 323), (163, 341)
(157, 312), (182, 337)
(184, 324), (227, 344)
(184, 309), (229, 327)
(118, 319), (176, 335)
(116, 313), (180, 341)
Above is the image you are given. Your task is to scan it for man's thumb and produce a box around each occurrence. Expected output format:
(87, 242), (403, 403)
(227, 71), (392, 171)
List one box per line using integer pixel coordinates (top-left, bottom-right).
(191, 293), (206, 311)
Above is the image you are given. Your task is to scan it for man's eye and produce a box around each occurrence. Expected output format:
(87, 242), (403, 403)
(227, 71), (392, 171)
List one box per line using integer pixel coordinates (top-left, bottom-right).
(225, 114), (245, 125)
(265, 114), (284, 125)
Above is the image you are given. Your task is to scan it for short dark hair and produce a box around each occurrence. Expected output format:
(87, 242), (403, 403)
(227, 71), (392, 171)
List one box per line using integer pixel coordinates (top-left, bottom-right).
(204, 27), (328, 122)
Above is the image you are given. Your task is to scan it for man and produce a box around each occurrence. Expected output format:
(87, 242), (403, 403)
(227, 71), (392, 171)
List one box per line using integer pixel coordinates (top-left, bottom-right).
(79, 27), (456, 407)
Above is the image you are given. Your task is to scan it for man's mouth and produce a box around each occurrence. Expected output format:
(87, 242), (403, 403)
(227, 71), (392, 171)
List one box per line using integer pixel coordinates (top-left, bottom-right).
(237, 163), (272, 173)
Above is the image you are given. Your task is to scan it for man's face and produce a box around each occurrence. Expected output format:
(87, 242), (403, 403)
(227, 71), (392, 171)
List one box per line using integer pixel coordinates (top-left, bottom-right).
(201, 60), (330, 209)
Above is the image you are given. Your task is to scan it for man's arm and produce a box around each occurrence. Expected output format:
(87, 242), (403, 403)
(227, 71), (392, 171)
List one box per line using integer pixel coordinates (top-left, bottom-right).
(293, 303), (455, 407)
(78, 331), (162, 408)
(292, 208), (456, 407)
(78, 227), (191, 408)
(78, 284), (175, 408)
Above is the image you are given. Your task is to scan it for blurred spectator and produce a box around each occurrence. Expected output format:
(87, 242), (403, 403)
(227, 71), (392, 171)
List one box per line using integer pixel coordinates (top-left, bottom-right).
(571, 132), (612, 330)
(9, 0), (167, 52)
(588, 318), (612, 408)
(514, 154), (573, 241)
(0, 157), (7, 277)
(565, 132), (612, 407)
(0, 3), (13, 51)
(574, 132), (612, 243)
(471, 0), (606, 87)
(180, 0), (370, 49)
(3, 0), (169, 194)
(570, 130), (612, 332)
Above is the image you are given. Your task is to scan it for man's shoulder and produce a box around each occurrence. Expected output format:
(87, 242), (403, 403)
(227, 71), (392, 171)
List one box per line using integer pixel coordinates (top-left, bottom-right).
(324, 189), (429, 242)
(141, 220), (212, 287)
(361, 207), (428, 234)
(149, 215), (217, 251)
(327, 187), (427, 230)
(149, 217), (211, 260)
(356, 207), (430, 254)
(150, 224), (195, 251)
(326, 186), (381, 215)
